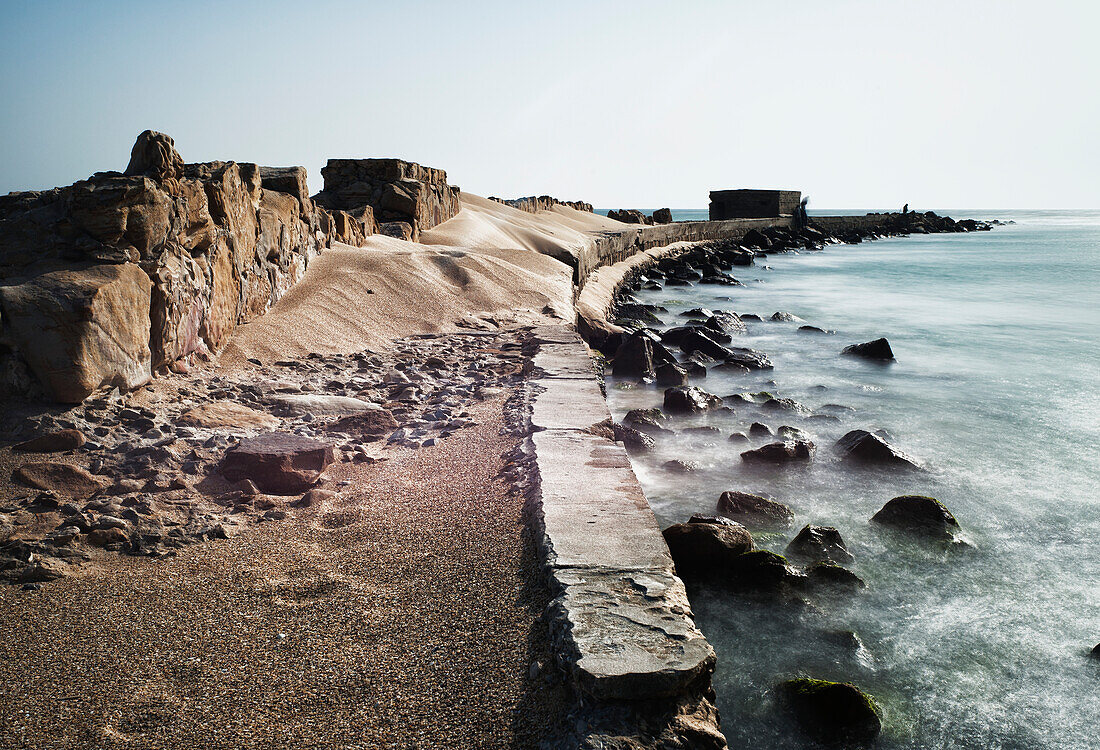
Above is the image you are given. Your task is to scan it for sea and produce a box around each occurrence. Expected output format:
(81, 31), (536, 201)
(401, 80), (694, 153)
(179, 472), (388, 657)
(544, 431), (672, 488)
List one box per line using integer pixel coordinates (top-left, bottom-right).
(601, 209), (1100, 749)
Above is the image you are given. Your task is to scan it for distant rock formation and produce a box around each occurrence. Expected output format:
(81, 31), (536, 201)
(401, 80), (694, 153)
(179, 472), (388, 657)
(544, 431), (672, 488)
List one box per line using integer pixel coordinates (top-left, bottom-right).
(0, 131), (365, 403)
(313, 159), (460, 241)
(487, 195), (594, 214)
(607, 208), (653, 225)
(652, 207), (673, 224)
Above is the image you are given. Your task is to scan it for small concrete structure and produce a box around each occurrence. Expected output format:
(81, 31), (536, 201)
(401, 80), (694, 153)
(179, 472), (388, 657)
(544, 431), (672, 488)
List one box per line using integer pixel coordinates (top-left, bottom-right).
(709, 189), (801, 220)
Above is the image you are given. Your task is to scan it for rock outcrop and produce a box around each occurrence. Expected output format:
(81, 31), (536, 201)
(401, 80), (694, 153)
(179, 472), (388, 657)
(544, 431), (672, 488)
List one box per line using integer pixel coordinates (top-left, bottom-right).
(314, 158), (459, 241)
(0, 131), (357, 403)
(488, 195), (593, 213)
(607, 209), (654, 225)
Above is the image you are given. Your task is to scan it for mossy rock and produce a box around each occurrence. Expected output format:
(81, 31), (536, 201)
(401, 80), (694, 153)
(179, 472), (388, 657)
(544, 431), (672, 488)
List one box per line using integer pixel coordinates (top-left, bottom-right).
(778, 677), (882, 744)
(726, 549), (804, 590)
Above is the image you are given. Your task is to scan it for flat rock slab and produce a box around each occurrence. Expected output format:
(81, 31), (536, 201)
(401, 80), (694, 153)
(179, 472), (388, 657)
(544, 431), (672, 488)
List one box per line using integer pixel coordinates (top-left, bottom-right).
(13, 429), (86, 453)
(533, 343), (597, 379)
(531, 429), (671, 573)
(268, 394), (381, 417)
(530, 376), (610, 432)
(326, 409), (399, 437)
(531, 326), (586, 346)
(549, 568), (715, 700)
(178, 401), (280, 430)
(12, 461), (106, 498)
(221, 432), (335, 494)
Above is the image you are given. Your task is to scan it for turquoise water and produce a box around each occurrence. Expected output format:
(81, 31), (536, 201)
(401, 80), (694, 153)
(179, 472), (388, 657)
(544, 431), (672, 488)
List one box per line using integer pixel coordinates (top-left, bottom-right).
(604, 210), (1100, 748)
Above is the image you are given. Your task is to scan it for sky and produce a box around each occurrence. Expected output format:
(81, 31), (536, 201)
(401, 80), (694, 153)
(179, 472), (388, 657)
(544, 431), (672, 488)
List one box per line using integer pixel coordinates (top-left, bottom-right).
(1, 0), (1097, 209)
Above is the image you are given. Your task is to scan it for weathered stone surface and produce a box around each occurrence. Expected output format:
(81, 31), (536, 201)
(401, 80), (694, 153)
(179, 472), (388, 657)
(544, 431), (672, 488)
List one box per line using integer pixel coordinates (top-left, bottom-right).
(221, 432), (335, 494)
(487, 195), (594, 214)
(177, 401), (279, 430)
(0, 263), (152, 402)
(12, 461), (106, 498)
(835, 429), (920, 468)
(786, 524), (854, 563)
(532, 343), (593, 378)
(778, 678), (882, 744)
(326, 409), (399, 437)
(268, 394), (381, 416)
(612, 332), (655, 380)
(13, 429), (85, 453)
(872, 495), (959, 538)
(807, 561), (866, 590)
(124, 130), (183, 180)
(842, 337), (895, 361)
(717, 491), (794, 529)
(652, 208), (673, 224)
(655, 361), (688, 387)
(740, 440), (815, 463)
(663, 386), (721, 414)
(258, 166), (310, 205)
(607, 209), (653, 225)
(530, 376), (610, 431)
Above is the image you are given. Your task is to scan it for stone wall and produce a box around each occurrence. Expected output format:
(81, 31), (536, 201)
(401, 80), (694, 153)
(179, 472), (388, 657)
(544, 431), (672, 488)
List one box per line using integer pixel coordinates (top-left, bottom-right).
(487, 195), (594, 214)
(314, 158), (460, 241)
(0, 131), (362, 403)
(709, 189), (801, 220)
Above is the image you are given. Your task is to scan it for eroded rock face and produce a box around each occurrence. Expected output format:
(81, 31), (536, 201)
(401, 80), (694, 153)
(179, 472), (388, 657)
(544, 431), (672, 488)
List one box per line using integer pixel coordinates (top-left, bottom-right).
(221, 432), (335, 494)
(124, 130), (184, 180)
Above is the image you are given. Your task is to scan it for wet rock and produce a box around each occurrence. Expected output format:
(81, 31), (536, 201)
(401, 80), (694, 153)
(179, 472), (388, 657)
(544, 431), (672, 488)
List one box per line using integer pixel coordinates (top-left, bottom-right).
(612, 333), (656, 380)
(872, 495), (960, 539)
(610, 423), (656, 454)
(749, 422), (773, 438)
(777, 678), (882, 744)
(842, 337), (895, 361)
(798, 325), (832, 334)
(688, 514), (744, 527)
(777, 425), (811, 441)
(663, 459), (701, 474)
(13, 429), (86, 453)
(676, 328), (734, 362)
(723, 346), (773, 370)
(835, 429), (920, 468)
(806, 562), (866, 590)
(221, 432), (335, 494)
(703, 311), (746, 336)
(741, 228), (771, 249)
(11, 462), (106, 499)
(761, 397), (808, 414)
(1091, 643), (1100, 660)
(717, 491), (794, 530)
(770, 311), (803, 322)
(685, 362), (708, 379)
(786, 524), (854, 564)
(726, 550), (803, 590)
(654, 361), (688, 387)
(623, 409), (672, 436)
(663, 386), (722, 414)
(663, 521), (754, 577)
(741, 441), (814, 463)
(728, 432), (749, 444)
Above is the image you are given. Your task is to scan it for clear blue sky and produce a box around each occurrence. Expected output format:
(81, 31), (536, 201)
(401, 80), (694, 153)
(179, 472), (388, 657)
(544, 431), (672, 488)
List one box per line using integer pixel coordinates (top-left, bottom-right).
(1, 0), (1097, 208)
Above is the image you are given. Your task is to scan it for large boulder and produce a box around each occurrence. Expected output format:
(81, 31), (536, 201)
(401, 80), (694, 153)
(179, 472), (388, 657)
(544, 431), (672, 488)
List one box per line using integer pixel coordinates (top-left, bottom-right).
(221, 432), (335, 494)
(717, 491), (794, 530)
(612, 332), (656, 380)
(835, 429), (920, 469)
(676, 328), (733, 361)
(654, 361), (688, 387)
(724, 346), (773, 370)
(124, 130), (184, 180)
(785, 524), (854, 564)
(726, 549), (804, 590)
(663, 521), (754, 577)
(0, 263), (152, 402)
(842, 337), (895, 361)
(872, 495), (960, 539)
(741, 440), (815, 464)
(777, 678), (882, 744)
(704, 311), (746, 336)
(664, 386), (722, 414)
(652, 207), (673, 224)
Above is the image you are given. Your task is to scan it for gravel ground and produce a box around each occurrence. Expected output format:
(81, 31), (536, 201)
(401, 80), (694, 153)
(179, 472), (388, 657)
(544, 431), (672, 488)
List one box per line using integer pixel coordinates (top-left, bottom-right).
(0, 393), (562, 749)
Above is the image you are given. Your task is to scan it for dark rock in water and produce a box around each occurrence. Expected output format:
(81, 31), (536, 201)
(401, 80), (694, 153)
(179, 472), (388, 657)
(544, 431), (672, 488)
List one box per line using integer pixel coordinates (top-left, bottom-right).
(872, 495), (960, 539)
(724, 346), (773, 370)
(835, 429), (920, 468)
(678, 329), (734, 361)
(654, 361), (688, 387)
(663, 521), (754, 577)
(661, 325), (709, 346)
(728, 432), (749, 444)
(1091, 643), (1100, 660)
(798, 325), (832, 334)
(663, 459), (701, 474)
(726, 549), (803, 590)
(777, 678), (882, 744)
(717, 491), (794, 529)
(741, 228), (772, 249)
(610, 422), (656, 454)
(749, 422), (774, 438)
(681, 307), (713, 319)
(688, 514), (743, 527)
(684, 426), (722, 436)
(770, 311), (803, 322)
(623, 408), (672, 436)
(650, 339), (678, 367)
(615, 302), (662, 326)
(685, 361), (708, 379)
(807, 562), (866, 590)
(761, 397), (808, 414)
(612, 332), (656, 380)
(786, 524), (854, 564)
(777, 425), (811, 441)
(712, 361), (748, 375)
(13, 429), (86, 453)
(221, 432), (335, 494)
(741, 440), (815, 463)
(664, 386), (722, 414)
(740, 313), (763, 322)
(704, 311), (747, 336)
(842, 337), (895, 361)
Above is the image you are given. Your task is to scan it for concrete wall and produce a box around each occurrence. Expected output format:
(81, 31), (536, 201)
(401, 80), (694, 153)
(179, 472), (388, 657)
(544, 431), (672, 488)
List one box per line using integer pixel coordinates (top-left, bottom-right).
(709, 189), (801, 220)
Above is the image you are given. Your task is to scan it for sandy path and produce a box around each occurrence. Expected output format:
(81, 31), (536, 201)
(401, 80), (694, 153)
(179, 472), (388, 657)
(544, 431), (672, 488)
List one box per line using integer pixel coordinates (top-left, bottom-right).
(0, 394), (559, 750)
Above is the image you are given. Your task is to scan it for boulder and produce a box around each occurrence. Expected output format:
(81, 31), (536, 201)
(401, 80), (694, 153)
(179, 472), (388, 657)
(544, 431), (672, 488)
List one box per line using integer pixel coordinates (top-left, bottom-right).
(221, 432), (335, 494)
(654, 361), (688, 387)
(13, 429), (86, 453)
(663, 521), (754, 577)
(749, 422), (773, 438)
(726, 549), (803, 590)
(806, 562), (866, 590)
(777, 678), (882, 744)
(741, 440), (815, 463)
(663, 386), (722, 414)
(770, 311), (803, 322)
(663, 459), (701, 474)
(0, 264), (153, 402)
(785, 524), (854, 563)
(124, 130), (184, 180)
(326, 409), (400, 437)
(610, 422), (657, 454)
(12, 461), (106, 498)
(704, 311), (746, 336)
(622, 408), (671, 436)
(741, 228), (771, 249)
(724, 346), (773, 370)
(835, 429), (920, 468)
(612, 333), (656, 380)
(842, 337), (895, 361)
(676, 328), (733, 362)
(871, 495), (960, 539)
(717, 491), (794, 530)
(652, 207), (673, 224)
(177, 401), (280, 430)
